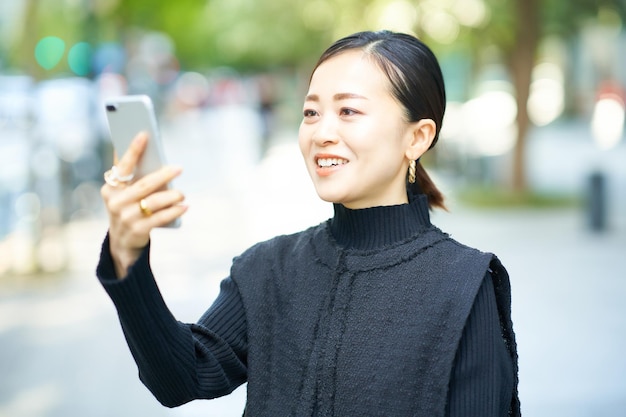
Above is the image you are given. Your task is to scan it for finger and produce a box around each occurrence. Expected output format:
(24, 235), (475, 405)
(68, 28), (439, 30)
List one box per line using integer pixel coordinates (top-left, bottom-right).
(130, 165), (183, 201)
(141, 203), (188, 229)
(107, 166), (183, 212)
(114, 193), (186, 238)
(138, 190), (185, 216)
(116, 131), (148, 177)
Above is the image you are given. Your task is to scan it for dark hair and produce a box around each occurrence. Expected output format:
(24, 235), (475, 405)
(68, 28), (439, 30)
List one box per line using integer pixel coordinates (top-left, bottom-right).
(311, 30), (447, 210)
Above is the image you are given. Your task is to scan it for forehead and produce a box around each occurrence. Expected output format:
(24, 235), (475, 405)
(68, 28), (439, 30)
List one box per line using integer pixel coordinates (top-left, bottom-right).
(307, 50), (391, 97)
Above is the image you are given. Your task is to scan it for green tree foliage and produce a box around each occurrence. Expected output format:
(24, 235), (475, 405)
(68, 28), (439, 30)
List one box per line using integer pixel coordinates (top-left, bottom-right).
(10, 0), (626, 75)
(99, 0), (342, 70)
(7, 0), (625, 194)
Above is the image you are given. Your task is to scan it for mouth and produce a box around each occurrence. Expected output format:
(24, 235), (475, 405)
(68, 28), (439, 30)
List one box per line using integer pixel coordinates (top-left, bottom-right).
(316, 157), (349, 168)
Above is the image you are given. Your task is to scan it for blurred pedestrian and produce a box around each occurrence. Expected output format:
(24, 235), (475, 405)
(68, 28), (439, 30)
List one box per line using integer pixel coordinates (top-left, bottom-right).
(97, 30), (520, 417)
(255, 73), (278, 155)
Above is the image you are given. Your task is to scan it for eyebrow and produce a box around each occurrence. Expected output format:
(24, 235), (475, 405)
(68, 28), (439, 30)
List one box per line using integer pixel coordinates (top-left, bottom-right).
(304, 92), (368, 102)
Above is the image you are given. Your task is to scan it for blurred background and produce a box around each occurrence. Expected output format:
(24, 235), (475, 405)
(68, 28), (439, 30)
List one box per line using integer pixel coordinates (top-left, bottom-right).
(0, 0), (625, 416)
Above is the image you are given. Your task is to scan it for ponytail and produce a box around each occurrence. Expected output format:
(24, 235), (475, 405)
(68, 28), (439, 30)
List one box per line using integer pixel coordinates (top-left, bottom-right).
(409, 163), (447, 211)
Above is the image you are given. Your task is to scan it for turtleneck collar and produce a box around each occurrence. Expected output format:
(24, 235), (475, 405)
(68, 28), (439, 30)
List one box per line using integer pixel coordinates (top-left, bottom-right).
(329, 193), (431, 250)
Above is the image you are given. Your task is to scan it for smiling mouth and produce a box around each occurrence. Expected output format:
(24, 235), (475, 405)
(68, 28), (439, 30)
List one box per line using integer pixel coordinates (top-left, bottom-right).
(317, 158), (349, 168)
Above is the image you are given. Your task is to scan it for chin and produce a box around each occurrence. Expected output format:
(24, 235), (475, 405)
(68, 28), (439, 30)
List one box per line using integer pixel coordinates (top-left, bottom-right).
(313, 188), (348, 205)
(316, 193), (341, 204)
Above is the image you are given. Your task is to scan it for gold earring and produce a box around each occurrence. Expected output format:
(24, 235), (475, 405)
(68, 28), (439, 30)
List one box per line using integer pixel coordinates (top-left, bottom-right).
(408, 160), (416, 184)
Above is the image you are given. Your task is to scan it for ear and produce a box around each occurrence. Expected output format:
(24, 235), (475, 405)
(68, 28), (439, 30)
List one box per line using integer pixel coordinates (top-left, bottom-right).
(405, 118), (436, 161)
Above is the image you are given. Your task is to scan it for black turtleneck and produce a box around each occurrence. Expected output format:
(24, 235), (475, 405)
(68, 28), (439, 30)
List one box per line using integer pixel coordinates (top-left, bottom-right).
(330, 194), (431, 250)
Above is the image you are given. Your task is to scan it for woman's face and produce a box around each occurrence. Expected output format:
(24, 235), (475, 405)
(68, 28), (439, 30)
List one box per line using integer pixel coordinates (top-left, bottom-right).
(299, 50), (417, 209)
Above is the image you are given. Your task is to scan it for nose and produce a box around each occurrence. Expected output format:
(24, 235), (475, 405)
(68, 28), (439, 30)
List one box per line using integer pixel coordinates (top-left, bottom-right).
(311, 114), (340, 146)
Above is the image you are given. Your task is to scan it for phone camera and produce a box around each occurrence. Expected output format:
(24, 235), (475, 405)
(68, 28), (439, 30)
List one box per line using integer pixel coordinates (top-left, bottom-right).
(106, 104), (117, 112)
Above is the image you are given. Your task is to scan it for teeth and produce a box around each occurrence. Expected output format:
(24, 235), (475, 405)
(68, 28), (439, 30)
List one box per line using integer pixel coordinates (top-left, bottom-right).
(318, 158), (348, 167)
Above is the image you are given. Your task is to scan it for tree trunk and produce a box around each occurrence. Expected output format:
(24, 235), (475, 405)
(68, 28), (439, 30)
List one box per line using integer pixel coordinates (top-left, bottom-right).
(13, 0), (40, 79)
(507, 0), (541, 193)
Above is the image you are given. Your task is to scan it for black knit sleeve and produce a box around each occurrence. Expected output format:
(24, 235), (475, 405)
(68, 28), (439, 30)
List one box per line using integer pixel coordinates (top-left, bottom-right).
(445, 271), (515, 417)
(96, 234), (248, 407)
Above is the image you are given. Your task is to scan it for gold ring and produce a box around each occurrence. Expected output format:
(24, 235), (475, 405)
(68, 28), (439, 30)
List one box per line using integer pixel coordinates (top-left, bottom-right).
(139, 199), (152, 217)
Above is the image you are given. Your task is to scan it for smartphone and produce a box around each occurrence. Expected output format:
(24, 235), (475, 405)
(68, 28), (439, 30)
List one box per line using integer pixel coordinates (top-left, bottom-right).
(104, 94), (181, 228)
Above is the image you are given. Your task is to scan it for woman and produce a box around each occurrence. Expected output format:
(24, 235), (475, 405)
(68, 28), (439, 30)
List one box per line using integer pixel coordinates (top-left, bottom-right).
(98, 30), (520, 416)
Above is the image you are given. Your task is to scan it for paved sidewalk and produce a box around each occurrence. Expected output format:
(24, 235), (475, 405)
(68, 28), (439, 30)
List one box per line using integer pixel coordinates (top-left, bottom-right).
(1, 140), (625, 417)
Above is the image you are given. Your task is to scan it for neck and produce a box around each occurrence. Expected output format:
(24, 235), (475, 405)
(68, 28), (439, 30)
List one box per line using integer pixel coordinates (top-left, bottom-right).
(330, 194), (431, 250)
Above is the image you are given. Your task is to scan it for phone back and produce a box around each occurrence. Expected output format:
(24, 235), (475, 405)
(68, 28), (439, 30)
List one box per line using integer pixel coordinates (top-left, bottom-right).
(104, 95), (181, 228)
(104, 95), (166, 179)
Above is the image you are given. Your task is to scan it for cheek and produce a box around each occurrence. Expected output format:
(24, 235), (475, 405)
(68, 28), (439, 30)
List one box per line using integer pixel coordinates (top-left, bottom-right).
(358, 124), (411, 167)
(359, 121), (404, 152)
(387, 119), (414, 152)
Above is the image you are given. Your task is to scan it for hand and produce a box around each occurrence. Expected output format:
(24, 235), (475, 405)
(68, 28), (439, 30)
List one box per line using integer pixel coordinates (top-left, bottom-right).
(100, 132), (187, 278)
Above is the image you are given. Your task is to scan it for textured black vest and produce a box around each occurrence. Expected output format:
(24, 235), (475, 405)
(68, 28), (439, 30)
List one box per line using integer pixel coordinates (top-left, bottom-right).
(231, 198), (517, 416)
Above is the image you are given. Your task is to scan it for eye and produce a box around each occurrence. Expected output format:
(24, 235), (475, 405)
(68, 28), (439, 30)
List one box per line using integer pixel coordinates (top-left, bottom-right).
(303, 109), (318, 117)
(340, 108), (359, 116)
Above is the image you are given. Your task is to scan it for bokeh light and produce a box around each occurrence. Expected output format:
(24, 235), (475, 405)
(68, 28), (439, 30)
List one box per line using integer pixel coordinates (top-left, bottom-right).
(528, 62), (565, 126)
(440, 83), (518, 157)
(34, 36), (66, 70)
(93, 43), (126, 74)
(67, 42), (92, 76)
(371, 0), (419, 33)
(422, 9), (459, 44)
(461, 83), (518, 156)
(591, 95), (625, 150)
(451, 0), (488, 28)
(174, 72), (210, 108)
